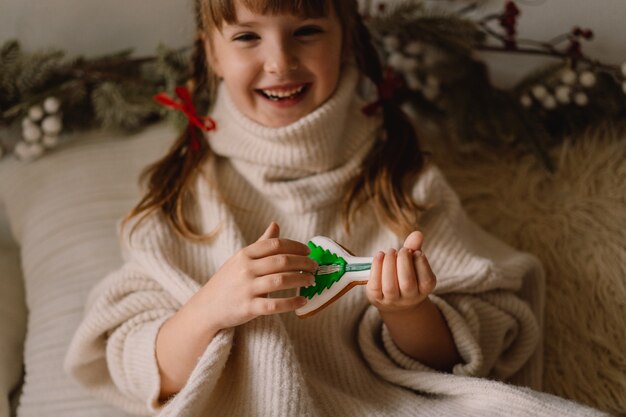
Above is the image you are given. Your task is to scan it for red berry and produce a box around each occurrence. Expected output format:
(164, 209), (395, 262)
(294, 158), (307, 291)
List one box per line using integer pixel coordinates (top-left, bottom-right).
(505, 1), (520, 16)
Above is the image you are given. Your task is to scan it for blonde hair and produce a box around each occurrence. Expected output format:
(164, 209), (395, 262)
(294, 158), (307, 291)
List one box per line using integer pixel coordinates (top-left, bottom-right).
(126, 0), (425, 240)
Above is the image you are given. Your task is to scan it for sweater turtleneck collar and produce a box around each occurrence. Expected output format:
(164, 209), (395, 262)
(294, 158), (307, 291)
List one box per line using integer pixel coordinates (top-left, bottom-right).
(208, 65), (381, 176)
(205, 65), (383, 213)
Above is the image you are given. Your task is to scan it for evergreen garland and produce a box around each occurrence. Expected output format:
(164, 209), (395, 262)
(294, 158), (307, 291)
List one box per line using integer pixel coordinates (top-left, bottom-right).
(367, 1), (626, 168)
(1, 0), (625, 166)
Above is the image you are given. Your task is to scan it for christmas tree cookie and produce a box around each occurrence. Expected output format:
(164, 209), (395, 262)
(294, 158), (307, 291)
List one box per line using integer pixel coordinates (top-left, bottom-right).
(296, 236), (373, 318)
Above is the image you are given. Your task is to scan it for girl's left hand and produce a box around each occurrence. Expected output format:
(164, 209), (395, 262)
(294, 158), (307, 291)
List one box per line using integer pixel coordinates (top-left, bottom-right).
(366, 231), (437, 313)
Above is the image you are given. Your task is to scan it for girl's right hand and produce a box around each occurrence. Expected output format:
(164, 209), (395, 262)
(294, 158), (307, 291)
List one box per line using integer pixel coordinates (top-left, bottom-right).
(195, 222), (317, 332)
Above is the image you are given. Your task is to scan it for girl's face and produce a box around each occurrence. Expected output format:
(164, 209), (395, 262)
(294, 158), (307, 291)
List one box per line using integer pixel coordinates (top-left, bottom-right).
(205, 1), (344, 127)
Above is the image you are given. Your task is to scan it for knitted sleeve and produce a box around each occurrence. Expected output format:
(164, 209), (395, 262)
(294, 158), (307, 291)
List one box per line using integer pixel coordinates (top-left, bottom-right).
(63, 214), (235, 415)
(357, 163), (545, 390)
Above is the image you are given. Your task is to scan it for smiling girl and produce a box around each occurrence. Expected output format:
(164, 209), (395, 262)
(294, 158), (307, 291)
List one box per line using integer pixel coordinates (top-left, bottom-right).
(206, 2), (344, 127)
(64, 1), (603, 416)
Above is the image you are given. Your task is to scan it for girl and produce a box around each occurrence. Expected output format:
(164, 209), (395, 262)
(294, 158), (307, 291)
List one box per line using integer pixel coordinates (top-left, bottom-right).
(65, 0), (603, 416)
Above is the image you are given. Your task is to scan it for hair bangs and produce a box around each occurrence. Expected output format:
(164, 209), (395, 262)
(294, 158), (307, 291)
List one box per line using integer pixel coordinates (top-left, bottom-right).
(205, 0), (330, 29)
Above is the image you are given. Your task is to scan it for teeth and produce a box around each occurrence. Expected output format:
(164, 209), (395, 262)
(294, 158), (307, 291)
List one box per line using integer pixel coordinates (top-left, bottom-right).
(261, 85), (305, 99)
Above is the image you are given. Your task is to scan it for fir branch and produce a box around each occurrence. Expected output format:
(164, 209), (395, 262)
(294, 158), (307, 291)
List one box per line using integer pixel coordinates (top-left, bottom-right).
(91, 82), (159, 131)
(402, 16), (485, 56)
(1, 2), (624, 168)
(154, 44), (190, 92)
(369, 4), (485, 57)
(15, 49), (66, 96)
(0, 40), (22, 104)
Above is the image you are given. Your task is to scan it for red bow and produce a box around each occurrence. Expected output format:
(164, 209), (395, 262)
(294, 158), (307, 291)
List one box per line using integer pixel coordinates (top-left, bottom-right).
(362, 68), (406, 116)
(154, 86), (217, 151)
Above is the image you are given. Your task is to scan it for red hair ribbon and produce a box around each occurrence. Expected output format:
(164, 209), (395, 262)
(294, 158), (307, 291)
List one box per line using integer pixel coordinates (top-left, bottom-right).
(362, 68), (406, 116)
(154, 86), (217, 151)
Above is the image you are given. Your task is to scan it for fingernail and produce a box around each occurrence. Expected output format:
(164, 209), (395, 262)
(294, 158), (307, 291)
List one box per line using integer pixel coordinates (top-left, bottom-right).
(308, 276), (317, 286)
(414, 250), (423, 258)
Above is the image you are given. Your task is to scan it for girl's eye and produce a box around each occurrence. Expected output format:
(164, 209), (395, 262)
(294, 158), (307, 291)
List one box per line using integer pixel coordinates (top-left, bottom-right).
(295, 26), (323, 37)
(233, 33), (260, 42)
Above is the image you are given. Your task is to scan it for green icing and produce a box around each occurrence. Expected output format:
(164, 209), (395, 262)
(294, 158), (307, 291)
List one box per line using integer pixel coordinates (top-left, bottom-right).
(299, 241), (347, 299)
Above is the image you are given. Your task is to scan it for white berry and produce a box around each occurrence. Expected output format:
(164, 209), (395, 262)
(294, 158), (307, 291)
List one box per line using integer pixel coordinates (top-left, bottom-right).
(402, 57), (419, 72)
(28, 105), (44, 121)
(23, 124), (42, 143)
(579, 71), (596, 87)
(387, 52), (405, 70)
(561, 69), (577, 85)
(555, 85), (571, 103)
(42, 135), (59, 148)
(41, 116), (62, 135)
(22, 117), (36, 129)
(531, 85), (548, 100)
(406, 74), (422, 90)
(542, 95), (557, 110)
(574, 92), (588, 106)
(520, 95), (533, 108)
(28, 143), (45, 159)
(14, 142), (32, 160)
(404, 41), (423, 56)
(425, 75), (439, 89)
(422, 84), (439, 101)
(383, 36), (400, 52)
(43, 97), (61, 114)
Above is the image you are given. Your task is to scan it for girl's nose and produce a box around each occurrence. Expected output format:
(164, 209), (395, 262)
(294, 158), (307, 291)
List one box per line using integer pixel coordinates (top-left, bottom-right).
(264, 44), (299, 76)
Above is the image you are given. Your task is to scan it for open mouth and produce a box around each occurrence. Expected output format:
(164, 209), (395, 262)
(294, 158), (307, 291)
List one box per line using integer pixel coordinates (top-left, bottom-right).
(257, 84), (310, 102)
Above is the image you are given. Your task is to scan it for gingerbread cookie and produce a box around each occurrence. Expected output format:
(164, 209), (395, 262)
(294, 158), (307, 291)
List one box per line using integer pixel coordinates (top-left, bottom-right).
(296, 236), (373, 318)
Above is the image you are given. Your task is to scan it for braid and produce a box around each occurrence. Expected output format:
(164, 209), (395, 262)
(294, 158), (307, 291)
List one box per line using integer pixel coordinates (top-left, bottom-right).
(125, 30), (214, 241)
(343, 10), (426, 237)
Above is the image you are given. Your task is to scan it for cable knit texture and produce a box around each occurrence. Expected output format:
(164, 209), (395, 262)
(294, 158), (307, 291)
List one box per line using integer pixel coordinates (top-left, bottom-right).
(64, 67), (605, 417)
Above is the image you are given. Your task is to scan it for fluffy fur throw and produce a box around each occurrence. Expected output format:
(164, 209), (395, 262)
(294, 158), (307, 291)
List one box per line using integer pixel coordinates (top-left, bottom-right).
(427, 126), (626, 415)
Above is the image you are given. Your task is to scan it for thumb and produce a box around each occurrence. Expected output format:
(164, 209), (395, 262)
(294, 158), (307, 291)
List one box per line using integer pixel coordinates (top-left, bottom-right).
(257, 222), (280, 241)
(403, 230), (423, 251)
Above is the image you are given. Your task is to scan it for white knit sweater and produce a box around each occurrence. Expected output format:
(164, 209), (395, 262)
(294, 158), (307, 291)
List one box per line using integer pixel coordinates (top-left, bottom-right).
(64, 67), (605, 416)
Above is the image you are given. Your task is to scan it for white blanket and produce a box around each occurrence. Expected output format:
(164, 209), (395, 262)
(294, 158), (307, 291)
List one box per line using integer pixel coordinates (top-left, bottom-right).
(65, 66), (605, 416)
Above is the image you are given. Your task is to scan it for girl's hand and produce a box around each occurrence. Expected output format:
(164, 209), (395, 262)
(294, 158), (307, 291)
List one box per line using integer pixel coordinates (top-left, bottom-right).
(195, 222), (317, 332)
(366, 231), (437, 313)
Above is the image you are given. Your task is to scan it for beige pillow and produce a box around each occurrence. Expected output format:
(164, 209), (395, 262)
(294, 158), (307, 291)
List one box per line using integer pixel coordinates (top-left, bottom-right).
(0, 240), (25, 417)
(0, 123), (172, 417)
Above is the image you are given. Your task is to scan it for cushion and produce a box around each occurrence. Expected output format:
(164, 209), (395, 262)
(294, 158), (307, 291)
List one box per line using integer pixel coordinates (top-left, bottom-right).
(0, 124), (173, 417)
(0, 237), (26, 417)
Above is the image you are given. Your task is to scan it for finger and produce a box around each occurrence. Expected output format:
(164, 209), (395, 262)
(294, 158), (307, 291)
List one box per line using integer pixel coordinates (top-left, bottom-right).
(415, 252), (437, 295)
(381, 249), (399, 300)
(251, 295), (308, 316)
(253, 272), (316, 295)
(253, 254), (318, 276)
(366, 251), (384, 299)
(256, 222), (280, 242)
(396, 247), (418, 296)
(245, 237), (310, 259)
(403, 230), (424, 251)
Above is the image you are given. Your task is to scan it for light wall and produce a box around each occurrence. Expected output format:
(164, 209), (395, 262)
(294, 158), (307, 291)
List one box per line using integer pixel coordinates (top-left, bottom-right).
(0, 0), (624, 86)
(460, 0), (626, 86)
(0, 0), (196, 57)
